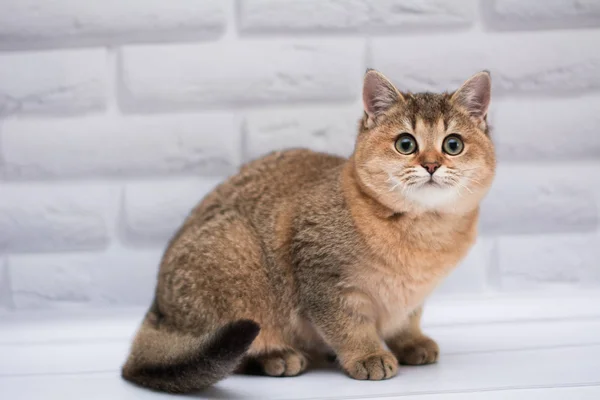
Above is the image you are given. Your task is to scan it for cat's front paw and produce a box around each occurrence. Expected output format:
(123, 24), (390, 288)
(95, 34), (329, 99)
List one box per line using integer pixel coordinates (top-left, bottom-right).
(343, 351), (398, 380)
(256, 350), (308, 377)
(395, 336), (439, 365)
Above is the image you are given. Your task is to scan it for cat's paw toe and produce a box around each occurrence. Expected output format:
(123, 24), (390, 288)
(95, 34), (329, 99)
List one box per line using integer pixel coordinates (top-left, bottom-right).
(344, 351), (398, 380)
(259, 350), (307, 377)
(396, 336), (439, 365)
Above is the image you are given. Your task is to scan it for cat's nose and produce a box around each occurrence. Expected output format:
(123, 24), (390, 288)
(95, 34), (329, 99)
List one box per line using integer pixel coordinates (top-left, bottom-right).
(421, 162), (440, 175)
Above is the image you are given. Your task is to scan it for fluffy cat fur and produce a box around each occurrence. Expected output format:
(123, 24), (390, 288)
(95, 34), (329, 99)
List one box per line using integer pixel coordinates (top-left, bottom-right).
(122, 69), (496, 393)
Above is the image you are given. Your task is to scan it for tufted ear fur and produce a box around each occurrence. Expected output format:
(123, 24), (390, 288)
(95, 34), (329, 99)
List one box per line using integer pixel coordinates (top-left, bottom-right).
(451, 71), (491, 122)
(363, 69), (404, 123)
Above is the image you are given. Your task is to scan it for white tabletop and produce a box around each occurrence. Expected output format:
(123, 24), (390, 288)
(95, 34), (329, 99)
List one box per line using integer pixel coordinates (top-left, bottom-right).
(2, 292), (600, 399)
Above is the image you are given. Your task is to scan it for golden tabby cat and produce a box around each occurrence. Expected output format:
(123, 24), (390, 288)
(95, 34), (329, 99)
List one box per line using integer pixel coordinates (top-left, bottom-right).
(122, 69), (496, 393)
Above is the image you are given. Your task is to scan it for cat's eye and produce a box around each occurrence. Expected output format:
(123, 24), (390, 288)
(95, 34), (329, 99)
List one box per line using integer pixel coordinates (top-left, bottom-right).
(395, 134), (417, 155)
(442, 135), (464, 156)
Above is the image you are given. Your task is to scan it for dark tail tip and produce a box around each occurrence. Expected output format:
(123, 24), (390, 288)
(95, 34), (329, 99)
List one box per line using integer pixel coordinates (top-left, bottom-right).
(203, 319), (261, 360)
(122, 319), (260, 394)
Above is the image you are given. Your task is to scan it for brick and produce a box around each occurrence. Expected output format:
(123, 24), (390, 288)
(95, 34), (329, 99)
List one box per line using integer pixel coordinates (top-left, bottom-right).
(120, 40), (364, 110)
(244, 105), (361, 161)
(122, 178), (221, 244)
(1, 113), (241, 180)
(486, 0), (600, 30)
(0, 49), (106, 116)
(433, 239), (493, 295)
(492, 96), (600, 161)
(239, 0), (475, 33)
(0, 184), (113, 253)
(0, 0), (225, 50)
(370, 29), (600, 96)
(480, 163), (598, 235)
(497, 233), (600, 290)
(8, 248), (162, 309)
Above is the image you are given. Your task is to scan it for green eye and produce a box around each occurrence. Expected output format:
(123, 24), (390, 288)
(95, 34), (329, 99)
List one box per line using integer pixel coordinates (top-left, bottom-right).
(395, 134), (417, 155)
(443, 135), (464, 155)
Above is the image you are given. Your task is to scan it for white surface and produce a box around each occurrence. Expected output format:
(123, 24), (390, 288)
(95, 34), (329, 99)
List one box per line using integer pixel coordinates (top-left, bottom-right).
(1, 295), (600, 399)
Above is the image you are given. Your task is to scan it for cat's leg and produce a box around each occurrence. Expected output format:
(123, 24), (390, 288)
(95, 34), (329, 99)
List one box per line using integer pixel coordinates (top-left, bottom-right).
(385, 307), (439, 365)
(306, 290), (398, 380)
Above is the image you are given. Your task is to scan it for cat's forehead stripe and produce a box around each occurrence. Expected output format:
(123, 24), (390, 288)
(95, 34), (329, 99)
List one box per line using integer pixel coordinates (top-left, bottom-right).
(404, 93), (451, 127)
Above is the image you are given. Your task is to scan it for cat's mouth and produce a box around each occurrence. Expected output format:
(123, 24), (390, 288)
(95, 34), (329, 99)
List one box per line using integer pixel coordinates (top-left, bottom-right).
(391, 174), (454, 192)
(420, 176), (449, 188)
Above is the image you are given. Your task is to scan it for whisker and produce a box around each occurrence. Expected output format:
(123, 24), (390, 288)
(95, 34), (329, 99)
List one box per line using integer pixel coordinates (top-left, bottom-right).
(389, 181), (403, 192)
(462, 177), (482, 186)
(456, 182), (473, 194)
(466, 177), (482, 183)
(454, 186), (464, 199)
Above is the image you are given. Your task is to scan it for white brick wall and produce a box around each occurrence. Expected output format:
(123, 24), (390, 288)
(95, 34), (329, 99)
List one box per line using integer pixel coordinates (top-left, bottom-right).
(119, 40), (365, 110)
(0, 49), (106, 116)
(371, 30), (600, 95)
(0, 184), (114, 253)
(8, 248), (162, 308)
(0, 0), (599, 310)
(244, 105), (361, 160)
(497, 233), (600, 290)
(481, 164), (598, 235)
(485, 0), (600, 30)
(122, 178), (221, 245)
(2, 113), (241, 179)
(492, 96), (600, 161)
(239, 0), (476, 33)
(0, 0), (226, 50)
(0, 257), (11, 308)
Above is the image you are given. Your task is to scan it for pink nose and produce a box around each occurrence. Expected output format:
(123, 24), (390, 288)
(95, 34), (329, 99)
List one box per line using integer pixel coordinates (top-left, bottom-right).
(421, 162), (440, 175)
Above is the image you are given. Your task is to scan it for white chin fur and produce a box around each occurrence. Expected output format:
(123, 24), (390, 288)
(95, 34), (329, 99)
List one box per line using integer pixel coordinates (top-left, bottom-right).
(404, 184), (460, 209)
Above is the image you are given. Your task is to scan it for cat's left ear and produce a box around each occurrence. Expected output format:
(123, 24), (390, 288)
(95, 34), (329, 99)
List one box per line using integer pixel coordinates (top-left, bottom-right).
(451, 71), (491, 122)
(363, 69), (404, 122)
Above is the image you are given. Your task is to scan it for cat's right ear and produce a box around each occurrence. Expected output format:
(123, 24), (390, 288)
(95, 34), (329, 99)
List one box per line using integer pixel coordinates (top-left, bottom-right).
(363, 69), (404, 123)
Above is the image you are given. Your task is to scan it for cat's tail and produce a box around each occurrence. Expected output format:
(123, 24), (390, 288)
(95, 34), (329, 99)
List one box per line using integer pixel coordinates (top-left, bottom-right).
(121, 307), (260, 394)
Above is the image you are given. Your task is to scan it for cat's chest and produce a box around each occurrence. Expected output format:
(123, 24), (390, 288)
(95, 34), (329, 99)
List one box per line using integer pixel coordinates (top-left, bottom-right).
(358, 262), (445, 337)
(357, 230), (475, 337)
(350, 211), (478, 336)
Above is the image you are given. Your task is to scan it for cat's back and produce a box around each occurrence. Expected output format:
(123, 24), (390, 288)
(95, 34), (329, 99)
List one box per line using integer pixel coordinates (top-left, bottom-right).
(186, 149), (346, 226)
(240, 148), (345, 188)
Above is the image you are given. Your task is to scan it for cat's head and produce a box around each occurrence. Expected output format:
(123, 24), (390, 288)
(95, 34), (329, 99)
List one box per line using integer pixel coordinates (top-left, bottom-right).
(353, 69), (496, 214)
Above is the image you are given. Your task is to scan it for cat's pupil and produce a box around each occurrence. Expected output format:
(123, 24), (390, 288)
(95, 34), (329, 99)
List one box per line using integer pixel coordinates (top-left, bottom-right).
(448, 140), (457, 151)
(401, 140), (411, 150)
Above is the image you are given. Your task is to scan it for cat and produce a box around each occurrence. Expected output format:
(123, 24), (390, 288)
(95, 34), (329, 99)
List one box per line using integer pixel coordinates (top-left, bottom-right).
(121, 68), (496, 393)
